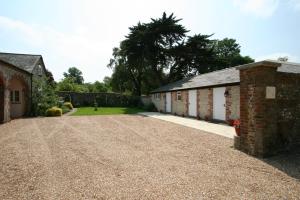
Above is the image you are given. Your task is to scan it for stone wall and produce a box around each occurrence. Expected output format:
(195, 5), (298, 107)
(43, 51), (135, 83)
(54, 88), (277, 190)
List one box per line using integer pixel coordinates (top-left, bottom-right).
(151, 93), (165, 112)
(225, 86), (240, 121)
(171, 91), (188, 116)
(58, 91), (141, 107)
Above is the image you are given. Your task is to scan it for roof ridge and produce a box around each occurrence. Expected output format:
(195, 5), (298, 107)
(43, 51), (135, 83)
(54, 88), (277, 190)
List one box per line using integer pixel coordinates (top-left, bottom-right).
(194, 66), (236, 78)
(0, 52), (41, 57)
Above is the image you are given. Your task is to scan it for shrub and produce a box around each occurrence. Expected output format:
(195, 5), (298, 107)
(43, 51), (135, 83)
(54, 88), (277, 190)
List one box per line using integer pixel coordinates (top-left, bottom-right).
(32, 77), (58, 116)
(94, 101), (98, 111)
(63, 102), (73, 110)
(45, 107), (62, 117)
(143, 103), (157, 112)
(61, 105), (70, 114)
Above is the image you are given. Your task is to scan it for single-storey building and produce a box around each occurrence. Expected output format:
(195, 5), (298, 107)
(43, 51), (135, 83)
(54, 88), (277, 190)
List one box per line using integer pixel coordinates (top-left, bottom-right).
(151, 60), (300, 123)
(152, 60), (300, 156)
(0, 52), (47, 123)
(151, 66), (241, 122)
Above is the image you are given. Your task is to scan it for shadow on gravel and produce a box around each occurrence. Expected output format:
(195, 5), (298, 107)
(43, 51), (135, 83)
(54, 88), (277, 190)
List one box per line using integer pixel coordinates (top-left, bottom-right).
(262, 147), (300, 180)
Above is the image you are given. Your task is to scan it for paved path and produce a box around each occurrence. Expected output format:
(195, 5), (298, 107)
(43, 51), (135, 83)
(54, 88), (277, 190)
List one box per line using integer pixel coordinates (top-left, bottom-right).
(139, 112), (235, 138)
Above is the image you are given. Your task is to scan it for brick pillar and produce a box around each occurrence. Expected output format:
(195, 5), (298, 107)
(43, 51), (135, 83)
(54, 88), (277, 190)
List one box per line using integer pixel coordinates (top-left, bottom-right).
(184, 91), (188, 116)
(207, 89), (213, 120)
(197, 89), (200, 118)
(225, 86), (232, 122)
(236, 62), (280, 157)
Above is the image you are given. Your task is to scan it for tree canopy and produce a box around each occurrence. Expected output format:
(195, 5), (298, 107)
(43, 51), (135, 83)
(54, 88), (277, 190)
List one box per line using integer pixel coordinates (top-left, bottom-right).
(108, 12), (254, 95)
(63, 67), (84, 84)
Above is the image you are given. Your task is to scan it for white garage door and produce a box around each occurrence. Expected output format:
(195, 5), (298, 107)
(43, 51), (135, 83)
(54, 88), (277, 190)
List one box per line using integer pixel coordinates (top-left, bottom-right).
(213, 87), (226, 121)
(188, 90), (197, 117)
(166, 92), (171, 113)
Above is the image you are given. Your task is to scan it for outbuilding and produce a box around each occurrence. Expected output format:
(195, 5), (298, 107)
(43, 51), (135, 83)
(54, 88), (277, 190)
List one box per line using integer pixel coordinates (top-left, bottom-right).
(0, 52), (47, 123)
(152, 60), (300, 156)
(151, 66), (241, 122)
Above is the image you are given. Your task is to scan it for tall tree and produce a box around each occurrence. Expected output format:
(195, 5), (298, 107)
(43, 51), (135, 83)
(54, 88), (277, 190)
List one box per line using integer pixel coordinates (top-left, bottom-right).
(108, 13), (254, 95)
(212, 38), (254, 68)
(108, 12), (188, 95)
(63, 67), (84, 84)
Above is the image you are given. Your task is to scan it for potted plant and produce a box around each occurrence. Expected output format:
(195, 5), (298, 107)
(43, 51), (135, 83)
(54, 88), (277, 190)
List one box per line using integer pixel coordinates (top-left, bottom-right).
(227, 119), (234, 126)
(233, 119), (241, 136)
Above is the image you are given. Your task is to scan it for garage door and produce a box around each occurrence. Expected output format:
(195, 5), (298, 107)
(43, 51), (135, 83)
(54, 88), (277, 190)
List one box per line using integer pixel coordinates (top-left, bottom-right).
(213, 87), (226, 121)
(166, 92), (171, 113)
(188, 90), (197, 117)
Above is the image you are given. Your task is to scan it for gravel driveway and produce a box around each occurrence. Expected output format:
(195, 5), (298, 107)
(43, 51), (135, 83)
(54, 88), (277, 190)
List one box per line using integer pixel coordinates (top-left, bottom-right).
(0, 115), (299, 199)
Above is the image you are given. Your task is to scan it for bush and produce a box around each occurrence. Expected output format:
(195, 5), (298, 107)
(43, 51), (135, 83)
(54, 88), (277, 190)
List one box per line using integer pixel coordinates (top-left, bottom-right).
(143, 103), (157, 112)
(63, 102), (73, 110)
(32, 77), (58, 116)
(45, 107), (62, 117)
(61, 105), (70, 114)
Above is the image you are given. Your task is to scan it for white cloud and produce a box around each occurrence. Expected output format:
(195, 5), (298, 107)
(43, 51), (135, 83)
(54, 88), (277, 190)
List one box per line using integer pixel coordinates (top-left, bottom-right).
(233, 0), (279, 18)
(256, 52), (300, 62)
(0, 15), (113, 82)
(0, 0), (187, 82)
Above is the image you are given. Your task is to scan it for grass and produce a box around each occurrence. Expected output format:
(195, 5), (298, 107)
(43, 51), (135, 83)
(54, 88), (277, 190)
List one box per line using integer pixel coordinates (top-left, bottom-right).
(71, 107), (145, 116)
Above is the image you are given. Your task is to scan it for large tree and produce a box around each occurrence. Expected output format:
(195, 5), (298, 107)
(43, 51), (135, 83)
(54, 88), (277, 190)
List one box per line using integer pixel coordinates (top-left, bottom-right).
(63, 67), (84, 84)
(212, 38), (254, 68)
(108, 13), (254, 95)
(108, 12), (188, 95)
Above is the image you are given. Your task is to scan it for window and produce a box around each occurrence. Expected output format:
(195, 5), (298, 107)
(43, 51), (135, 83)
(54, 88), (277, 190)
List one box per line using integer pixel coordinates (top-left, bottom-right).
(37, 65), (43, 76)
(176, 91), (182, 101)
(154, 93), (160, 100)
(10, 90), (21, 103)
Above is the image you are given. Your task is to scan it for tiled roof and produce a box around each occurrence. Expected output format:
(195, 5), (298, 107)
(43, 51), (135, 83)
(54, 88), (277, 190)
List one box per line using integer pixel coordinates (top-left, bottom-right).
(152, 60), (300, 93)
(0, 52), (42, 74)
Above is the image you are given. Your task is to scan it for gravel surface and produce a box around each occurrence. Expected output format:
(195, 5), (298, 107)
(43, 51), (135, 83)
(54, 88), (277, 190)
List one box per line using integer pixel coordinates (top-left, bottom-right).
(0, 115), (299, 200)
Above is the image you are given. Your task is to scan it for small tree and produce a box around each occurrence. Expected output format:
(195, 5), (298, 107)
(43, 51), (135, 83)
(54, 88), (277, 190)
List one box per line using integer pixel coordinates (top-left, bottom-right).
(31, 77), (58, 116)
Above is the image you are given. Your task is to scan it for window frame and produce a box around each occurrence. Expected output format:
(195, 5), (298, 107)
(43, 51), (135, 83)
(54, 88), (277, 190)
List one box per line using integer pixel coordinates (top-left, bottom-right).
(154, 93), (160, 100)
(10, 90), (21, 104)
(176, 91), (182, 101)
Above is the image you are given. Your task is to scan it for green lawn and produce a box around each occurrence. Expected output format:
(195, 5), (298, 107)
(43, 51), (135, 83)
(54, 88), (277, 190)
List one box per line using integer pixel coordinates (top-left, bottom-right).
(71, 107), (145, 116)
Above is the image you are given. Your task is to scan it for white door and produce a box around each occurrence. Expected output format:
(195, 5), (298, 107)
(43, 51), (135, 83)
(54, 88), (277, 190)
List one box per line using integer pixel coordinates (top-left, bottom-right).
(166, 92), (171, 113)
(213, 87), (226, 121)
(188, 90), (197, 117)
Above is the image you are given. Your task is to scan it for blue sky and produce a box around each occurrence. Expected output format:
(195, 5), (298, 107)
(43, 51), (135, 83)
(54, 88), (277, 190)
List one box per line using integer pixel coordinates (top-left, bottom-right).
(0, 0), (299, 82)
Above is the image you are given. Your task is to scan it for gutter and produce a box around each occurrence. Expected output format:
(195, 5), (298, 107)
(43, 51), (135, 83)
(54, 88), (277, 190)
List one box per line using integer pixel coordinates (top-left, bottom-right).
(150, 82), (240, 94)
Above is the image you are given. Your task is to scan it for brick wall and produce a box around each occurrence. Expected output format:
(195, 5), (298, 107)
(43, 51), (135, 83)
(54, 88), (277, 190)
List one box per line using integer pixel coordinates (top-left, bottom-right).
(276, 72), (300, 149)
(236, 64), (300, 157)
(238, 66), (278, 156)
